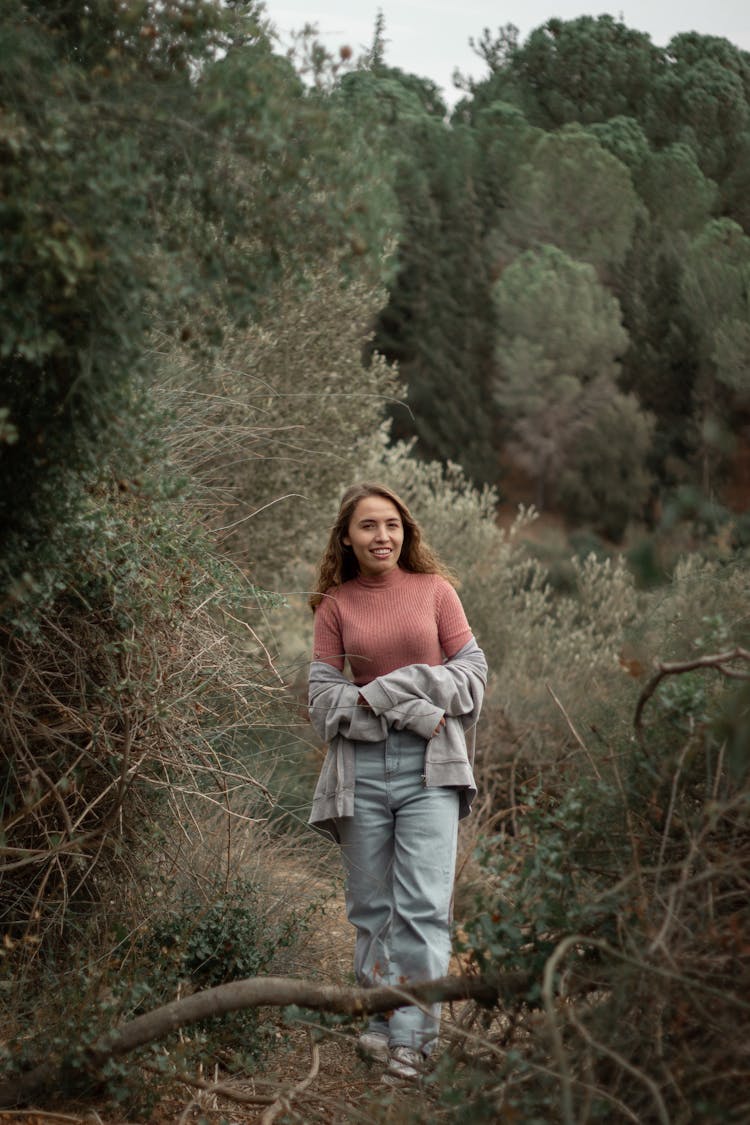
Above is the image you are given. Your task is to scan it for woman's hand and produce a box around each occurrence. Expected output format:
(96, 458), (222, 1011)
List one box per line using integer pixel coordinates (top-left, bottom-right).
(432, 716), (446, 736)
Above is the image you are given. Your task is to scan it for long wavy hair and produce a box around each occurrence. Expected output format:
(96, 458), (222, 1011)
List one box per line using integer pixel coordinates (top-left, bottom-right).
(309, 482), (456, 609)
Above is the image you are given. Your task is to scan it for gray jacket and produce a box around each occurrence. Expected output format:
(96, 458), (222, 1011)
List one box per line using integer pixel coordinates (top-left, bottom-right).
(307, 638), (488, 841)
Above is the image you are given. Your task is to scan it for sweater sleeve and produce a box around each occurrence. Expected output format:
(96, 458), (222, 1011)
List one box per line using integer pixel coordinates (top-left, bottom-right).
(359, 639), (488, 735)
(308, 661), (388, 743)
(312, 592), (346, 672)
(436, 580), (473, 658)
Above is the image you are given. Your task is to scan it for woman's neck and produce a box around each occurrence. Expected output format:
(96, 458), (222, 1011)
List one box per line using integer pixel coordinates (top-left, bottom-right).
(354, 565), (407, 588)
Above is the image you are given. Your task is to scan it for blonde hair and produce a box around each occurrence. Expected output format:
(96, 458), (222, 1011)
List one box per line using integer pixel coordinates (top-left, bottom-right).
(310, 481), (456, 609)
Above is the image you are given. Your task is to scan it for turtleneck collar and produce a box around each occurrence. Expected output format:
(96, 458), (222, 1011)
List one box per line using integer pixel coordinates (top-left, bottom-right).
(353, 565), (409, 590)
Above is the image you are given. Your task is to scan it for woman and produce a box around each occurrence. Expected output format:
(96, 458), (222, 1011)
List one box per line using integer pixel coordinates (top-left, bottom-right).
(307, 482), (487, 1083)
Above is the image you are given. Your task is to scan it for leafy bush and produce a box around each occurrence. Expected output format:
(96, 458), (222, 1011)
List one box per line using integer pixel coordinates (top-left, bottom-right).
(0, 871), (314, 1112)
(0, 0), (397, 979)
(136, 875), (304, 1065)
(0, 0), (396, 606)
(433, 554), (750, 1125)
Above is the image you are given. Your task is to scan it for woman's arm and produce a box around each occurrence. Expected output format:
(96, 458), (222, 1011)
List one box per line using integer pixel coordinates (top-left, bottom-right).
(357, 638), (488, 739)
(308, 660), (388, 743)
(309, 596), (388, 742)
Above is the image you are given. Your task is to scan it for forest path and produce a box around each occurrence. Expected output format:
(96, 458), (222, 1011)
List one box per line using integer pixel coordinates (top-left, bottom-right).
(222, 848), (438, 1124)
(181, 809), (486, 1124)
(0, 851), (460, 1123)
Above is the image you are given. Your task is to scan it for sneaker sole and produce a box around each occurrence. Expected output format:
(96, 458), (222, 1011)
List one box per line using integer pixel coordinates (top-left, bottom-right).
(358, 1045), (390, 1064)
(381, 1072), (420, 1087)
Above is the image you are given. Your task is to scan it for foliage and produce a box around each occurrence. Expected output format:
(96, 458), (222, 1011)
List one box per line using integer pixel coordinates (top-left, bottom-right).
(493, 246), (628, 388)
(507, 15), (665, 129)
(155, 261), (402, 596)
(637, 143), (717, 233)
(586, 114), (651, 171)
(651, 33), (750, 183)
(431, 555), (750, 1124)
(0, 466), (276, 955)
(3, 6), (750, 1120)
(495, 124), (641, 275)
(0, 0), (395, 606)
(555, 380), (655, 540)
(1, 866), (316, 1110)
(0, 0), (398, 945)
(492, 245), (645, 514)
(135, 875), (301, 1064)
(374, 15), (750, 520)
(360, 71), (497, 481)
(614, 223), (699, 481)
(681, 219), (750, 488)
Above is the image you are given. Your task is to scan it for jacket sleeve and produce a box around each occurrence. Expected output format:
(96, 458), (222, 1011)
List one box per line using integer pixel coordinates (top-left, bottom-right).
(308, 660), (388, 743)
(358, 638), (488, 739)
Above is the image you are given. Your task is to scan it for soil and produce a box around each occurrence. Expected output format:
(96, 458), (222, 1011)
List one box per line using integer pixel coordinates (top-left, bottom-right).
(204, 852), (461, 1125)
(1, 851), (466, 1125)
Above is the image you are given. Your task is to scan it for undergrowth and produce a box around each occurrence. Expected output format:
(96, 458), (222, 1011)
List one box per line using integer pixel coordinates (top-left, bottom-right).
(2, 159), (748, 1122)
(431, 553), (750, 1125)
(1, 866), (318, 1114)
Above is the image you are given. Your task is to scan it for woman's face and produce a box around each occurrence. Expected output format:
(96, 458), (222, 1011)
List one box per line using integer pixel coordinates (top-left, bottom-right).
(343, 495), (404, 578)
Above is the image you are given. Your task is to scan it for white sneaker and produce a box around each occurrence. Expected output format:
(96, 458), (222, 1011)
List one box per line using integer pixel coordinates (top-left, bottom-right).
(382, 1045), (424, 1084)
(358, 1030), (390, 1063)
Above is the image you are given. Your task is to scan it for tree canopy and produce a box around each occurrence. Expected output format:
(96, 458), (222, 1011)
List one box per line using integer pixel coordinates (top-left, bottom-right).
(365, 13), (750, 529)
(0, 0), (396, 605)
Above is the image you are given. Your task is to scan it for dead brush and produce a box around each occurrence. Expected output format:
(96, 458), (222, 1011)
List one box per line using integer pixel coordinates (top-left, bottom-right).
(424, 648), (750, 1125)
(0, 493), (278, 973)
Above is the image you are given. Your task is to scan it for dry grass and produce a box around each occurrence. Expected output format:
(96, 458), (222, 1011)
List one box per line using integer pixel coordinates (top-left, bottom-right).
(0, 490), (280, 970)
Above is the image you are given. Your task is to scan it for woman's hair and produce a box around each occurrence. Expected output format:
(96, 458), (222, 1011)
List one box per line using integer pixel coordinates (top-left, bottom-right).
(309, 481), (456, 609)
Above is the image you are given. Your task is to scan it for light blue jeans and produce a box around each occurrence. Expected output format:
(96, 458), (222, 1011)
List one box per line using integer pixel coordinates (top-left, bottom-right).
(338, 727), (460, 1052)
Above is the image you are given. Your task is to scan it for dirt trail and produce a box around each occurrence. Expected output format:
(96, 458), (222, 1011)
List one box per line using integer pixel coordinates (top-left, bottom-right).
(191, 850), (441, 1123)
(0, 851), (462, 1123)
(166, 828), (482, 1124)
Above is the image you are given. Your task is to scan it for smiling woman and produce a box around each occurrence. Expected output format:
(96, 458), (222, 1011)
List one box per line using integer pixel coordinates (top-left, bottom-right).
(342, 494), (405, 577)
(306, 482), (488, 1083)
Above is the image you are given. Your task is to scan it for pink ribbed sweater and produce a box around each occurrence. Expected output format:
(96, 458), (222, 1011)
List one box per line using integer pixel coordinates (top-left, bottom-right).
(312, 567), (473, 686)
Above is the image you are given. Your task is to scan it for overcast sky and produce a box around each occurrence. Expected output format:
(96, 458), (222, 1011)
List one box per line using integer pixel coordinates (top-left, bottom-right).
(264, 1), (750, 105)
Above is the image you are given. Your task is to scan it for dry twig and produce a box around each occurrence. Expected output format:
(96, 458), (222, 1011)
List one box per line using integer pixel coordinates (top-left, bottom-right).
(261, 1030), (320, 1124)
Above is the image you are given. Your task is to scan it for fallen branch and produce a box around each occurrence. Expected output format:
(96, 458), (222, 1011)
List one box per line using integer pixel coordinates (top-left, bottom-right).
(0, 971), (529, 1108)
(140, 1060), (275, 1107)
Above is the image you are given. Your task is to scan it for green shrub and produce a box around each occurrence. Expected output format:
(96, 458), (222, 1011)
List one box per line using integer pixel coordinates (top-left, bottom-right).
(135, 875), (303, 1066)
(437, 553), (750, 1125)
(0, 872), (314, 1112)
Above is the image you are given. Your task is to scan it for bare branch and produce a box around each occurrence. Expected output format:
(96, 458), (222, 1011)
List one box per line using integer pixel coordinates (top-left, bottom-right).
(139, 1060), (275, 1107)
(261, 1030), (320, 1124)
(634, 647), (750, 747)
